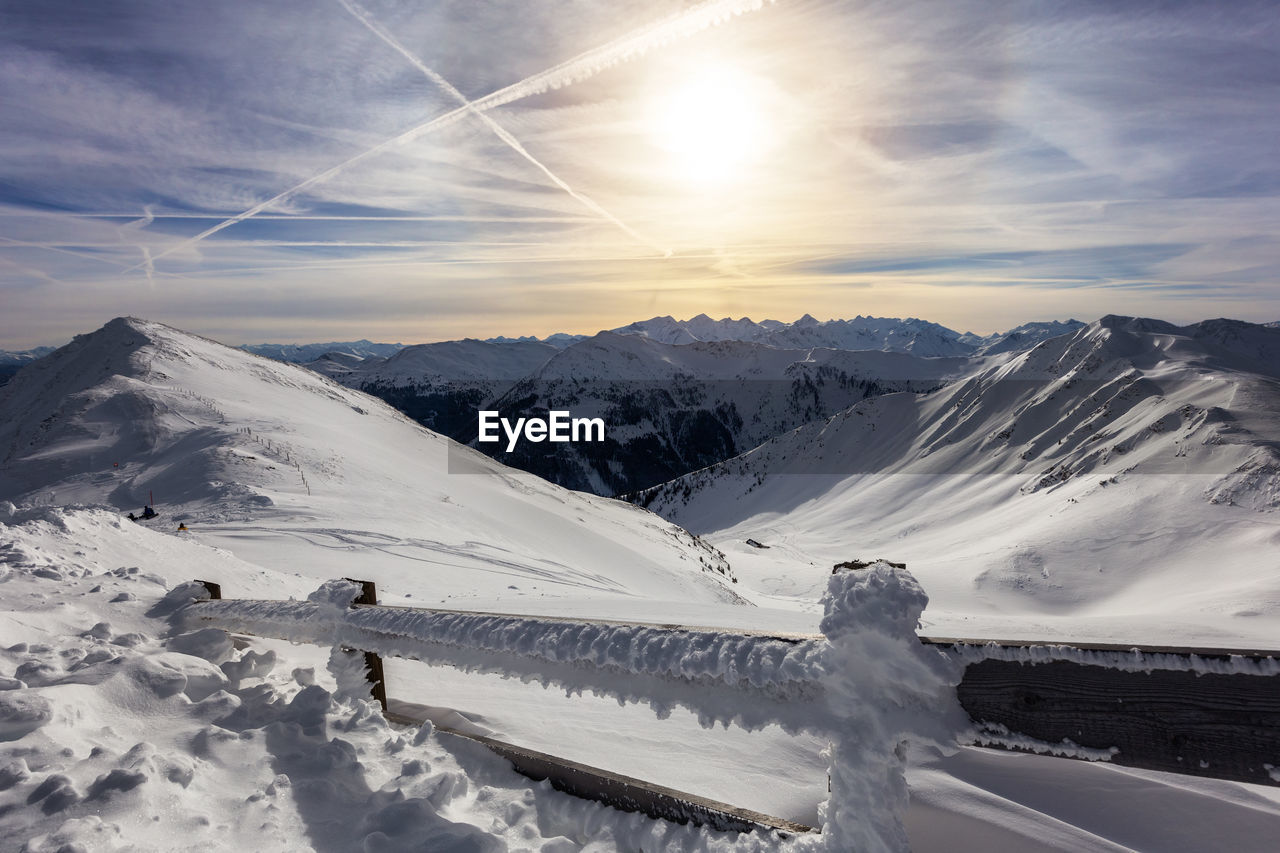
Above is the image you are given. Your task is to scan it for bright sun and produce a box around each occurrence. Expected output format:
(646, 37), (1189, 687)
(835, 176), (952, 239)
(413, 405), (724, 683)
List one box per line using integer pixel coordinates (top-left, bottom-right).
(648, 66), (774, 185)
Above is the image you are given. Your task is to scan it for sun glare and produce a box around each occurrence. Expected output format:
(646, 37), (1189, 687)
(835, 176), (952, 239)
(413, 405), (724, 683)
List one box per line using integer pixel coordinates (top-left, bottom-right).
(648, 66), (775, 185)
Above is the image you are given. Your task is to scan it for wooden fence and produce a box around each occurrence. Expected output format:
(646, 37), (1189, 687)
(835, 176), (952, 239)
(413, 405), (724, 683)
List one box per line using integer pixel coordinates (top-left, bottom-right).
(188, 579), (1280, 838)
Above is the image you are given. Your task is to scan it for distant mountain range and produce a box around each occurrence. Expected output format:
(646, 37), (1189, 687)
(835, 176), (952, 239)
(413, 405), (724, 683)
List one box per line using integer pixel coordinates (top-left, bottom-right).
(0, 345), (58, 386)
(0, 314), (1084, 386)
(311, 315), (1087, 495)
(487, 314), (1086, 357)
(0, 345), (58, 366)
(459, 333), (966, 494)
(238, 339), (406, 363)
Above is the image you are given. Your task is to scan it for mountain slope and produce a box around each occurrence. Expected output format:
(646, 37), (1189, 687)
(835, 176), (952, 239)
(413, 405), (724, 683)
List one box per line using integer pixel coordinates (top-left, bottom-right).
(0, 318), (741, 609)
(635, 316), (1280, 645)
(963, 320), (1087, 355)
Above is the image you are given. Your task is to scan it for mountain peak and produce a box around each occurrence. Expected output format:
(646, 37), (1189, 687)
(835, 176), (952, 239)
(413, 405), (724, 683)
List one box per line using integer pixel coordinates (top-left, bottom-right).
(1093, 315), (1179, 335)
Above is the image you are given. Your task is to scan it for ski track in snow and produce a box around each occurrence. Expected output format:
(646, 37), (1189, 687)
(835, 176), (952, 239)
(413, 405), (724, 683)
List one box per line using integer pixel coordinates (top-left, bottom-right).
(204, 524), (634, 594)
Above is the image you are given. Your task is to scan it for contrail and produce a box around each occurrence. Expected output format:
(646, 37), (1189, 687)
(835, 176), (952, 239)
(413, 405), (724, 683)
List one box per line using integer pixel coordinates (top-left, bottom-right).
(0, 251), (63, 286)
(0, 235), (136, 270)
(120, 205), (157, 286)
(124, 0), (775, 273)
(336, 0), (668, 256)
(140, 246), (155, 288)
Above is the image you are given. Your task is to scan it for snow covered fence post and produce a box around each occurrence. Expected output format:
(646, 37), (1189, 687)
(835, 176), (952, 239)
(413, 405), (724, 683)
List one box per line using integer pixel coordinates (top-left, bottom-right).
(344, 578), (389, 712)
(809, 563), (965, 853)
(309, 579), (389, 712)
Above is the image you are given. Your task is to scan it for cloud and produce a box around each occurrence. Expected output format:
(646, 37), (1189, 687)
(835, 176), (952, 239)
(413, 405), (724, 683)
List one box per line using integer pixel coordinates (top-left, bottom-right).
(122, 0), (773, 272)
(0, 0), (1278, 346)
(334, 0), (669, 255)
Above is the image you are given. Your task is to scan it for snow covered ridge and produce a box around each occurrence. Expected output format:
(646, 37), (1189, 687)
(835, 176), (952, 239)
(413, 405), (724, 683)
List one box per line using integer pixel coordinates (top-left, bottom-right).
(185, 564), (965, 852)
(943, 640), (1280, 677)
(0, 316), (744, 607)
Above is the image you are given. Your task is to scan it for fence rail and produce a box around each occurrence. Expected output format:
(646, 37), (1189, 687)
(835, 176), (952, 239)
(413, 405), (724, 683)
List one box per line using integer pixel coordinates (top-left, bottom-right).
(186, 576), (1280, 843)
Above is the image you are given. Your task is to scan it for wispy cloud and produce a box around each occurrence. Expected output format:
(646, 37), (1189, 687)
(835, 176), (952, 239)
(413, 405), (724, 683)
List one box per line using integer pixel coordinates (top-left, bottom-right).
(1, 0), (1278, 346)
(124, 0), (773, 272)
(334, 0), (669, 256)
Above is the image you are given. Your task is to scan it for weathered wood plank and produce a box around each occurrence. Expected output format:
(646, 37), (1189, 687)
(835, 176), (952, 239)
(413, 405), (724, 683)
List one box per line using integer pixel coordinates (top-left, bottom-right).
(384, 701), (813, 837)
(957, 658), (1280, 786)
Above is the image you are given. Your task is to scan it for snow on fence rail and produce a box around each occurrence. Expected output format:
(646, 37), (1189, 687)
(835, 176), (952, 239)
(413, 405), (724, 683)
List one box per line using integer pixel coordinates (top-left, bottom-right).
(180, 566), (1280, 849)
(183, 564), (961, 852)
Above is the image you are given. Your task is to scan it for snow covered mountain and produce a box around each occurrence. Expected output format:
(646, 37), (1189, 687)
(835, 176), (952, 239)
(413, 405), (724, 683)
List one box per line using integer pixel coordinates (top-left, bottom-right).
(316, 331), (970, 496)
(0, 317), (741, 607)
(4, 316), (1280, 851)
(297, 315), (1090, 498)
(760, 314), (975, 357)
(635, 316), (1280, 646)
(241, 338), (405, 363)
(311, 338), (558, 438)
(486, 332), (587, 349)
(960, 320), (1087, 355)
(608, 316), (700, 345)
(607, 314), (784, 345)
(0, 345), (58, 386)
(598, 314), (1089, 358)
(487, 312), (1015, 354)
(604, 313), (976, 356)
(0, 345), (57, 366)
(468, 332), (968, 495)
(682, 313), (786, 343)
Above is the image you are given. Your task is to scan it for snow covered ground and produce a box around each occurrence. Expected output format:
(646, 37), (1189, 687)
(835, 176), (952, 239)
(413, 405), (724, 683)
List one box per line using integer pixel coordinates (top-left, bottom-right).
(0, 511), (767, 852)
(2, 317), (1279, 850)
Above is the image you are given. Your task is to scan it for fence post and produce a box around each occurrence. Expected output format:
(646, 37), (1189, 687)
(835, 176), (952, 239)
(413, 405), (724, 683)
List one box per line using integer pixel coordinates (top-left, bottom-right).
(344, 578), (387, 712)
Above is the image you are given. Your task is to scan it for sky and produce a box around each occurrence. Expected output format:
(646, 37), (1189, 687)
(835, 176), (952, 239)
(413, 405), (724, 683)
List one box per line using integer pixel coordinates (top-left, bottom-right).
(1, 0), (1278, 348)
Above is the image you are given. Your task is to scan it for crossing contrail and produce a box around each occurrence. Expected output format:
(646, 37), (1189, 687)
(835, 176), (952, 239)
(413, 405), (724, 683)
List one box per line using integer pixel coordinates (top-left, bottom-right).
(123, 0), (775, 273)
(120, 205), (157, 286)
(336, 0), (669, 256)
